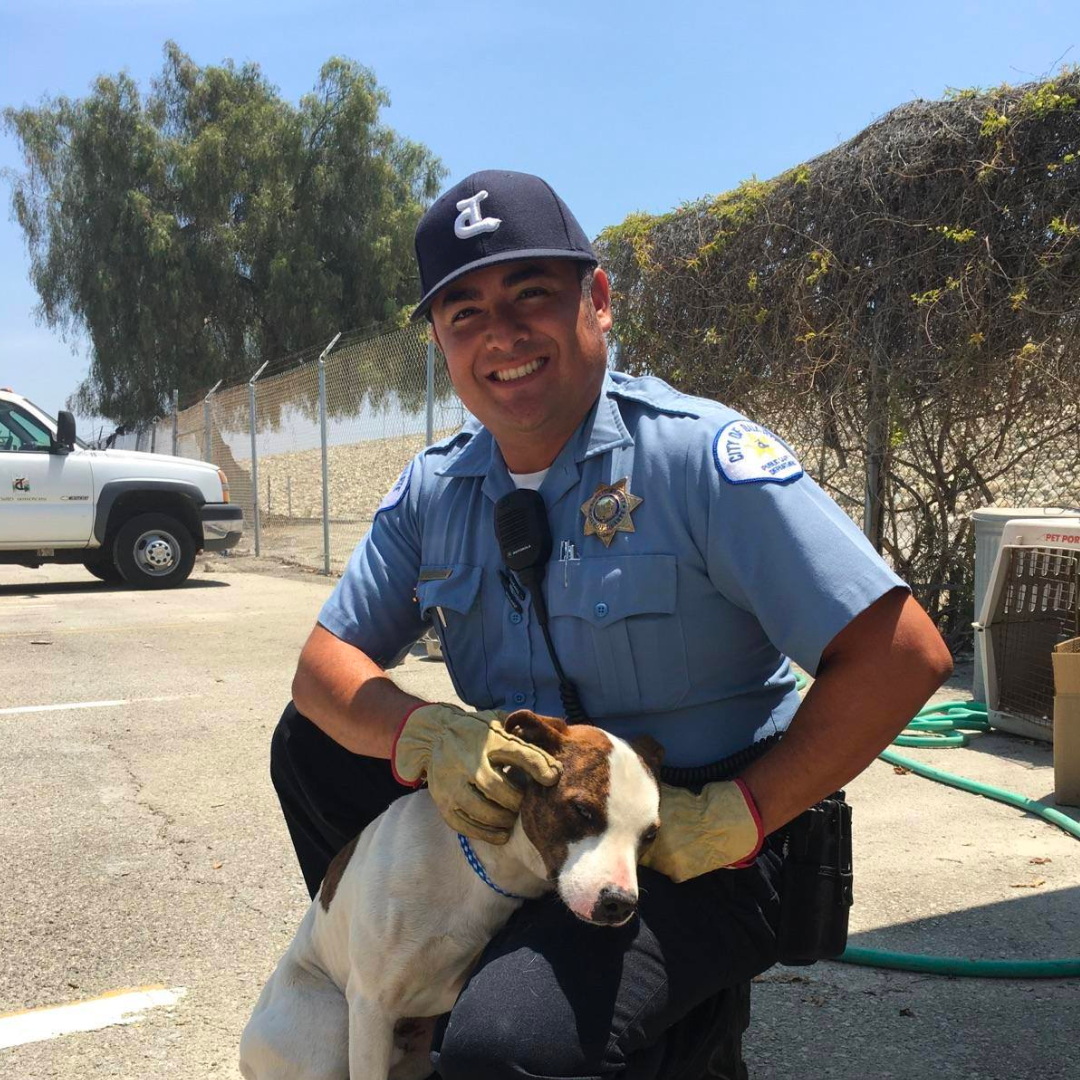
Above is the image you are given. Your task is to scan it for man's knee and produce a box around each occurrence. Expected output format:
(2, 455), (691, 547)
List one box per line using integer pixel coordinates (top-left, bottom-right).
(269, 700), (302, 792)
(269, 700), (349, 799)
(435, 984), (610, 1080)
(269, 700), (415, 857)
(433, 1011), (514, 1080)
(436, 1009), (581, 1080)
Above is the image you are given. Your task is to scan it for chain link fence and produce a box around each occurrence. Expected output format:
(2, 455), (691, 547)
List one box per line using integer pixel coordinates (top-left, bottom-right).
(110, 320), (1078, 652)
(139, 323), (466, 574)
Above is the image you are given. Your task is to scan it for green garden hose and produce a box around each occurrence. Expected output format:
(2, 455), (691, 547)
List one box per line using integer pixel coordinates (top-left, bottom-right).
(789, 675), (1080, 978)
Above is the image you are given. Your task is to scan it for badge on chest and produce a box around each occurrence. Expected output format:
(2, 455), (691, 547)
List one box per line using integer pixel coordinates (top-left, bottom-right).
(580, 478), (643, 547)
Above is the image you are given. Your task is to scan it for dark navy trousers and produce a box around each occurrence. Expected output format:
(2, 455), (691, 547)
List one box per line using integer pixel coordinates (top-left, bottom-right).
(269, 702), (783, 1080)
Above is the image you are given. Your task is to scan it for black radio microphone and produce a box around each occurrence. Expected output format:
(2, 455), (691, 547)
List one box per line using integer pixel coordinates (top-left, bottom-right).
(493, 488), (552, 616)
(493, 489), (589, 722)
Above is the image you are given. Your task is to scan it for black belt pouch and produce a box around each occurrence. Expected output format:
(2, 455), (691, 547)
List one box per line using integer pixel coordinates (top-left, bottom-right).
(775, 791), (853, 965)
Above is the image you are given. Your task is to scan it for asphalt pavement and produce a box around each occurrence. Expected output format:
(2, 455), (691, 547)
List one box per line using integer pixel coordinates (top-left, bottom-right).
(1, 557), (1077, 1079)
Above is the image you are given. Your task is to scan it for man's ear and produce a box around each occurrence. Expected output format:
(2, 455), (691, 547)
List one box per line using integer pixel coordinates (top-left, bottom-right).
(630, 734), (664, 778)
(591, 266), (613, 334)
(503, 710), (568, 756)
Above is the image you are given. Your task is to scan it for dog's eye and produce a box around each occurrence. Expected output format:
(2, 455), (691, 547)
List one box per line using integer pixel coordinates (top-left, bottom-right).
(642, 826), (659, 846)
(572, 801), (596, 823)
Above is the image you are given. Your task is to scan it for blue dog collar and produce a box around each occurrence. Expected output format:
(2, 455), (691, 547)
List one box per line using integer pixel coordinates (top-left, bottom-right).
(457, 834), (526, 900)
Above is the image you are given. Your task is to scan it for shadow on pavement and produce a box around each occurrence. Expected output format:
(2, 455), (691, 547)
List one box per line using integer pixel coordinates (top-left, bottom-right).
(0, 578), (231, 597)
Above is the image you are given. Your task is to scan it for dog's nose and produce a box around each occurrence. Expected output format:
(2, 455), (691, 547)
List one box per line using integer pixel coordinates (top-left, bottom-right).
(592, 886), (637, 925)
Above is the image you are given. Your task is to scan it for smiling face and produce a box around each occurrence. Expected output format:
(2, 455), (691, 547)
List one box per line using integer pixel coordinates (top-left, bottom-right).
(503, 711), (662, 926)
(429, 259), (613, 473)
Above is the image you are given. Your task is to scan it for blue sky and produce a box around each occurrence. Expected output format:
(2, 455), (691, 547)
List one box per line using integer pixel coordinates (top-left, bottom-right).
(1, 0), (1076, 424)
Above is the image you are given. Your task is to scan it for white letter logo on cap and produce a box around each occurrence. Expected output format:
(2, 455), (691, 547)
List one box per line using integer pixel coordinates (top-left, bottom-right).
(454, 190), (501, 239)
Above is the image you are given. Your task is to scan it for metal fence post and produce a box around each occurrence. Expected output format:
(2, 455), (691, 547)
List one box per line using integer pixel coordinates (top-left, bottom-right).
(426, 340), (436, 446)
(249, 361), (270, 556)
(862, 349), (887, 551)
(317, 333), (341, 575)
(171, 389), (179, 456)
(203, 379), (222, 464)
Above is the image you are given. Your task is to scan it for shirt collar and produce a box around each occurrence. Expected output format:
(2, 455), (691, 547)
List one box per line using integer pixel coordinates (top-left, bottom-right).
(435, 372), (633, 480)
(434, 414), (491, 478)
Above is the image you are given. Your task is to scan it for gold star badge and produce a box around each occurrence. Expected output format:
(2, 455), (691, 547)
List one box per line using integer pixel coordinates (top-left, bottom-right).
(580, 478), (643, 547)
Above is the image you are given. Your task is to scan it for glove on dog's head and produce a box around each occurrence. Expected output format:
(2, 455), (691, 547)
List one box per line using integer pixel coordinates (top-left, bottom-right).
(502, 710), (663, 926)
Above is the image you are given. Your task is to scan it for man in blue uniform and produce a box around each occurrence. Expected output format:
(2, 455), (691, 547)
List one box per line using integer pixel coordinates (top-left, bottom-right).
(271, 171), (953, 1078)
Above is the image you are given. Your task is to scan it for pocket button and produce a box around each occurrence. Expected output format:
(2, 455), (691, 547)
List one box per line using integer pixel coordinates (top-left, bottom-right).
(513, 691), (526, 705)
(594, 602), (609, 618)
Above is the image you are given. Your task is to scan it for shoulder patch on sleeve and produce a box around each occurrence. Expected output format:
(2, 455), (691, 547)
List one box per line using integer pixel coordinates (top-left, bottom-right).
(713, 420), (803, 485)
(376, 461), (413, 514)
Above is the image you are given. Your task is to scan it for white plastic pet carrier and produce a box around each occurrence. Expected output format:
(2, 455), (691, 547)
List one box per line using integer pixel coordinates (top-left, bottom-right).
(973, 514), (1080, 741)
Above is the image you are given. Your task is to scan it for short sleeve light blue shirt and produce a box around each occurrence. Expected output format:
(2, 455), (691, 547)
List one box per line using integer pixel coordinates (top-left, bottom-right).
(319, 372), (906, 767)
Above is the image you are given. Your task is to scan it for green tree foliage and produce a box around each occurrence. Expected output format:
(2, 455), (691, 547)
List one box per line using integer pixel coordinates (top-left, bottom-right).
(597, 70), (1080, 645)
(3, 43), (445, 424)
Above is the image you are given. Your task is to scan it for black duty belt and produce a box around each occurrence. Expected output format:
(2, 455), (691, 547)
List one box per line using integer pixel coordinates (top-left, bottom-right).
(659, 733), (783, 790)
(657, 730), (853, 965)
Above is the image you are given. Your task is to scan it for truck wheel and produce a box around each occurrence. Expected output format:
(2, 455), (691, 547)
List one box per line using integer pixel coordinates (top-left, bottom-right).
(113, 513), (196, 589)
(83, 555), (124, 583)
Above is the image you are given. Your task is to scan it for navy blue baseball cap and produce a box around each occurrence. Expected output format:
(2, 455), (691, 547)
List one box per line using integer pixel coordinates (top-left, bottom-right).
(412, 170), (597, 320)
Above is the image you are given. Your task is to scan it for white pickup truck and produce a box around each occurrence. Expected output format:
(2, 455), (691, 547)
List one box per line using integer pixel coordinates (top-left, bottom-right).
(0, 388), (242, 588)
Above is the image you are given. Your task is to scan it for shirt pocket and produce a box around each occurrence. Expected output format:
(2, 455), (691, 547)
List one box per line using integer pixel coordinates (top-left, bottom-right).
(547, 553), (689, 715)
(415, 564), (493, 708)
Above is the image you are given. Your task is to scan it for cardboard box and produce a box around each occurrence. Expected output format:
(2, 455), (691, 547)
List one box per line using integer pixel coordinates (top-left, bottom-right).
(1052, 638), (1080, 807)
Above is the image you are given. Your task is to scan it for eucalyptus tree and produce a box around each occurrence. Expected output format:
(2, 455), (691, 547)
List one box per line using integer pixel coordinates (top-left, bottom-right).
(4, 42), (444, 425)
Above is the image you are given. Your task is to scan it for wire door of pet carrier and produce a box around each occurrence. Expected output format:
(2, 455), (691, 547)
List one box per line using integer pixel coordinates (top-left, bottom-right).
(974, 517), (1080, 742)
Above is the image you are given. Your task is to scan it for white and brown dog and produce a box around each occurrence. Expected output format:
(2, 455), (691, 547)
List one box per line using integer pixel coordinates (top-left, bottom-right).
(240, 711), (663, 1080)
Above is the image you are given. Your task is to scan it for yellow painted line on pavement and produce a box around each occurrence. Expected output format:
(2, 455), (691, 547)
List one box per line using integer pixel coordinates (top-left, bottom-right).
(0, 985), (187, 1049)
(0, 694), (195, 717)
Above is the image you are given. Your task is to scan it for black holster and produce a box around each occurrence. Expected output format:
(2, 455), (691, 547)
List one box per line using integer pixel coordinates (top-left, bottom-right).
(775, 790), (853, 965)
(660, 742), (854, 967)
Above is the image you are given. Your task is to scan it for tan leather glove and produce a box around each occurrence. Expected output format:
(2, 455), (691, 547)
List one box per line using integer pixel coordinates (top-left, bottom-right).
(640, 779), (764, 882)
(391, 703), (562, 843)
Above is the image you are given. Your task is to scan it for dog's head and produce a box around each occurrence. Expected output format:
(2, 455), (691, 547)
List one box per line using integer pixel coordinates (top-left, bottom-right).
(503, 710), (663, 927)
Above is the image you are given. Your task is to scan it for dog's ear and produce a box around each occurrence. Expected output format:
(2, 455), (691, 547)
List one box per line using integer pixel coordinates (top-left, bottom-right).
(630, 734), (665, 778)
(503, 710), (568, 756)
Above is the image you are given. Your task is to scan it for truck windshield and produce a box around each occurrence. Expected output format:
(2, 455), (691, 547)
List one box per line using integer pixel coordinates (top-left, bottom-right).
(20, 397), (89, 449)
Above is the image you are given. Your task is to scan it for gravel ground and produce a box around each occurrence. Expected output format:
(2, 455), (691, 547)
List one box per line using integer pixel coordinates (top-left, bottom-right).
(223, 430), (459, 572)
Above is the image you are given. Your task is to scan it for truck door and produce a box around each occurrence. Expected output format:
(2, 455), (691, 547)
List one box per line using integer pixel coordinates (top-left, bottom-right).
(0, 402), (95, 545)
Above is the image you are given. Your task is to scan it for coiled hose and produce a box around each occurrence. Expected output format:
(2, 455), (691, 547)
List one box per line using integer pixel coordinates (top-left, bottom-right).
(794, 685), (1080, 978)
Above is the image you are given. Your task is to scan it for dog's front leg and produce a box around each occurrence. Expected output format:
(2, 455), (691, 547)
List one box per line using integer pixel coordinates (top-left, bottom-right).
(346, 993), (395, 1080)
